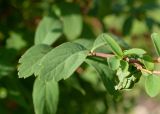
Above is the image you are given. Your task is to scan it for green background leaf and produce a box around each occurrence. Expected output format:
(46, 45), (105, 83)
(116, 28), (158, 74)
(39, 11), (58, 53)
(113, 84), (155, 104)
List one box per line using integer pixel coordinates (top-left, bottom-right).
(60, 3), (82, 40)
(33, 78), (59, 114)
(145, 74), (160, 97)
(6, 32), (26, 50)
(35, 16), (62, 45)
(151, 33), (160, 56)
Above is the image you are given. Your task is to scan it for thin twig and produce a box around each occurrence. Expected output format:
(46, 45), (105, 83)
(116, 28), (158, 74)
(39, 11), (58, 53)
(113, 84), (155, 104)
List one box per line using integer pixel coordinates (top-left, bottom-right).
(133, 63), (160, 75)
(88, 52), (160, 75)
(88, 52), (114, 58)
(89, 52), (160, 63)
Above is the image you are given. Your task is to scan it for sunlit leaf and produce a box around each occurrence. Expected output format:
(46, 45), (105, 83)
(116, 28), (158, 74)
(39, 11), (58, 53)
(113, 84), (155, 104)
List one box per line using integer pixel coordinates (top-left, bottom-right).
(123, 48), (146, 56)
(35, 42), (89, 81)
(18, 44), (52, 78)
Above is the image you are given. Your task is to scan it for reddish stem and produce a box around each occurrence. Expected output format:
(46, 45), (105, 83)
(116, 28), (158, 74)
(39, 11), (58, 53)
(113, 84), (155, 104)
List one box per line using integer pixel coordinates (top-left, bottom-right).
(88, 52), (160, 75)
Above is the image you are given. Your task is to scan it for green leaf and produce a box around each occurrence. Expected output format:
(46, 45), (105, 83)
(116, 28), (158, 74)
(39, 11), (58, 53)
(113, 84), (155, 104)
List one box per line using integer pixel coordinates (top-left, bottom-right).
(142, 55), (154, 70)
(63, 14), (82, 40)
(6, 32), (26, 50)
(151, 33), (160, 56)
(145, 74), (160, 97)
(60, 3), (82, 40)
(107, 56), (120, 70)
(92, 34), (109, 51)
(35, 42), (88, 81)
(110, 34), (130, 49)
(123, 48), (146, 56)
(18, 44), (52, 78)
(35, 16), (62, 45)
(92, 33), (123, 57)
(33, 78), (59, 114)
(86, 58), (118, 95)
(120, 60), (129, 72)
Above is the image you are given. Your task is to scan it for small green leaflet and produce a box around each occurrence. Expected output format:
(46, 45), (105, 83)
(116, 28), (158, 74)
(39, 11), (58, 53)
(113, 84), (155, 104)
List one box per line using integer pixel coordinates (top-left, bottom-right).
(92, 33), (123, 57)
(35, 16), (62, 45)
(123, 48), (146, 56)
(151, 33), (160, 56)
(120, 60), (129, 72)
(33, 78), (59, 114)
(107, 56), (120, 70)
(91, 33), (109, 51)
(110, 34), (130, 49)
(35, 42), (89, 81)
(145, 74), (160, 97)
(142, 55), (154, 70)
(18, 44), (52, 78)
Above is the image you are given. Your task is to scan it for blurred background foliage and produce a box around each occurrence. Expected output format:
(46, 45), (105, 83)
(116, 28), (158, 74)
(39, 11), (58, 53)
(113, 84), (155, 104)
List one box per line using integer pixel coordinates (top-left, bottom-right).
(0, 0), (160, 114)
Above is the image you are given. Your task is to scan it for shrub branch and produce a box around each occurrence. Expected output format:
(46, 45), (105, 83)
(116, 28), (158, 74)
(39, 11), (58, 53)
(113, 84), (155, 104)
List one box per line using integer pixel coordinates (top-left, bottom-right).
(88, 51), (160, 75)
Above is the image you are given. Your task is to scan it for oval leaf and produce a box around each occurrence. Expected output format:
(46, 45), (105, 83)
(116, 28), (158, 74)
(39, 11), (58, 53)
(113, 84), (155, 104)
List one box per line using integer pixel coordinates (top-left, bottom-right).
(35, 16), (62, 45)
(151, 33), (160, 56)
(18, 44), (52, 78)
(107, 56), (120, 70)
(123, 48), (146, 56)
(120, 60), (129, 72)
(60, 3), (82, 40)
(145, 74), (160, 97)
(33, 78), (59, 114)
(35, 42), (89, 81)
